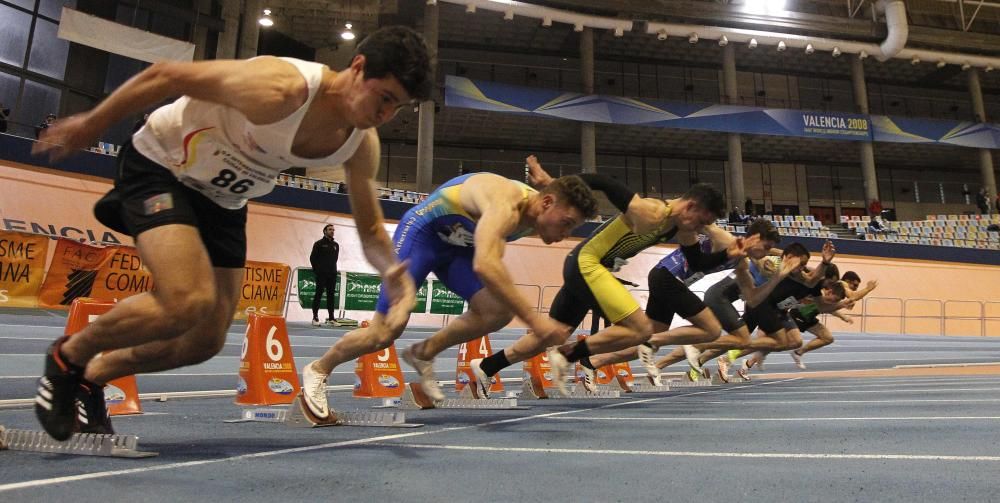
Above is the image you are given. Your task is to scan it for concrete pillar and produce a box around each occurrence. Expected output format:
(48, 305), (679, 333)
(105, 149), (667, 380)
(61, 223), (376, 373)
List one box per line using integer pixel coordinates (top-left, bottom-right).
(415, 1), (439, 193)
(580, 28), (596, 174)
(215, 0), (240, 59)
(851, 55), (879, 212)
(967, 69), (998, 204)
(722, 44), (745, 210)
(237, 0), (262, 59)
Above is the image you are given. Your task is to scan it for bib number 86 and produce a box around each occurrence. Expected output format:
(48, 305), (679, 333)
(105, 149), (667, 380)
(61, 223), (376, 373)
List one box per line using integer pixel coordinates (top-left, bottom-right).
(211, 169), (255, 194)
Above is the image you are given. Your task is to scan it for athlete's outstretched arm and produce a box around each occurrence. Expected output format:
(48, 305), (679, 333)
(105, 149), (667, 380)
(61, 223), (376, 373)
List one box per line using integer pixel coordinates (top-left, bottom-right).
(33, 57), (307, 161)
(344, 130), (416, 331)
(847, 279), (878, 302)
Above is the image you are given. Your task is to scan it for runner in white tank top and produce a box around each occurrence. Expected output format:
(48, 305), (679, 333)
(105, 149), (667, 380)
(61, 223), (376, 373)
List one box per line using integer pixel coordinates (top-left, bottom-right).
(31, 27), (432, 441)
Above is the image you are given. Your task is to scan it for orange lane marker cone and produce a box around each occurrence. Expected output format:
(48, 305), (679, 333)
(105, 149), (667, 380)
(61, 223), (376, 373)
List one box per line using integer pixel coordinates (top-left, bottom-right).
(455, 335), (503, 394)
(612, 362), (635, 392)
(64, 298), (142, 416)
(236, 313), (300, 406)
(522, 336), (555, 398)
(353, 343), (405, 399)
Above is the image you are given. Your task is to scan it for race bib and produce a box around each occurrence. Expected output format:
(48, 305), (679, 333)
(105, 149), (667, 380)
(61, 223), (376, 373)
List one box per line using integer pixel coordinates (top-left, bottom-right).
(177, 136), (278, 208)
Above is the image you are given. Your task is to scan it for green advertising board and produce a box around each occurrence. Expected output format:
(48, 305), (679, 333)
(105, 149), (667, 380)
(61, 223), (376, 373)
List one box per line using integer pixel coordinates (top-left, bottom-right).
(296, 269), (339, 309)
(342, 272), (428, 313)
(429, 280), (466, 315)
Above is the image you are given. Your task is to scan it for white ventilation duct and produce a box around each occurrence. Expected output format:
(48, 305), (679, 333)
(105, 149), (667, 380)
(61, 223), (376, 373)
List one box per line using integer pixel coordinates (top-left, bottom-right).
(875, 0), (908, 61)
(440, 0), (1000, 72)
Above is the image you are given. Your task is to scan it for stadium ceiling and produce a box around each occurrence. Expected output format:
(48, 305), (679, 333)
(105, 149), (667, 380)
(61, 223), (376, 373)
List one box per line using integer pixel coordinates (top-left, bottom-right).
(261, 1), (999, 171)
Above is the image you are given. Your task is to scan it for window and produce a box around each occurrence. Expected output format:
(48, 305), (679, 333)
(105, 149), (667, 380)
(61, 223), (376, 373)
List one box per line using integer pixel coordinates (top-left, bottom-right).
(38, 0), (75, 20)
(27, 18), (69, 79)
(15, 78), (60, 137)
(0, 4), (32, 67)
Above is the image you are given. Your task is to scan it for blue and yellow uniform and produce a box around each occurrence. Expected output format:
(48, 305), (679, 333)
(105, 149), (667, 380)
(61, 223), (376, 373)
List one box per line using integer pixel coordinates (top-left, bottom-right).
(375, 174), (536, 313)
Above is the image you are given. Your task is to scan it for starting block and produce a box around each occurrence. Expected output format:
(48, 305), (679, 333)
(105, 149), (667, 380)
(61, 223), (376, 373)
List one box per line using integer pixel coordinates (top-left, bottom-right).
(660, 378), (716, 389)
(227, 394), (422, 428)
(713, 374), (750, 385)
(0, 425), (158, 458)
(521, 379), (621, 400)
(399, 383), (527, 410)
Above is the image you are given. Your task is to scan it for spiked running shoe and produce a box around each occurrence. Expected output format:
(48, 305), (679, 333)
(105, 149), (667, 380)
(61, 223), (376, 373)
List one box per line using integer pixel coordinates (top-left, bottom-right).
(468, 358), (492, 398)
(579, 365), (597, 393)
(35, 337), (83, 441)
(636, 344), (661, 385)
(75, 382), (113, 434)
(547, 347), (571, 396)
(301, 361), (331, 420)
(402, 346), (444, 402)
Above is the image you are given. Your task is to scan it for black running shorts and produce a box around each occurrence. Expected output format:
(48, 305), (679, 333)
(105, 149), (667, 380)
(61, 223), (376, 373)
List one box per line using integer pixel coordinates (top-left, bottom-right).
(94, 142), (248, 268)
(645, 266), (706, 325)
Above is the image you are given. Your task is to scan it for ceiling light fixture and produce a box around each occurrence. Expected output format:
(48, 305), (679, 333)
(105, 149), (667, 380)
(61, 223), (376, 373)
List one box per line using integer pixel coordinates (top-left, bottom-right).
(832, 47), (841, 57)
(859, 50), (869, 59)
(688, 33), (699, 44)
(804, 43), (814, 54)
(258, 8), (274, 27)
(748, 38), (758, 49)
(776, 41), (786, 52)
(718, 35), (728, 47)
(341, 22), (355, 40)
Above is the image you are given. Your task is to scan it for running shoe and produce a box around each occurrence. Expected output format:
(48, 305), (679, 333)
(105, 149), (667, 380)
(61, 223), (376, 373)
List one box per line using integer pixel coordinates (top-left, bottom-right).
(636, 344), (661, 385)
(35, 337), (82, 441)
(717, 355), (731, 382)
(401, 346), (444, 402)
(311, 319), (322, 327)
(737, 359), (752, 381)
(324, 319), (342, 327)
(579, 365), (597, 393)
(468, 358), (492, 399)
(790, 350), (806, 370)
(301, 361), (331, 419)
(547, 347), (571, 396)
(686, 368), (700, 382)
(75, 381), (113, 435)
(683, 345), (705, 374)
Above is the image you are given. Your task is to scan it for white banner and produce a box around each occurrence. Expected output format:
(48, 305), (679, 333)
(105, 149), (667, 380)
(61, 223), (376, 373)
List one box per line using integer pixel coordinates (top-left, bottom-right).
(57, 7), (195, 64)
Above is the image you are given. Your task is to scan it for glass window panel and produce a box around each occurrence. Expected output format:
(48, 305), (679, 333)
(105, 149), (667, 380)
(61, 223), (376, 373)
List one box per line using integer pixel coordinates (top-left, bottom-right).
(38, 0), (74, 20)
(14, 79), (60, 138)
(27, 18), (69, 79)
(0, 4), (32, 67)
(0, 71), (21, 134)
(4, 0), (36, 10)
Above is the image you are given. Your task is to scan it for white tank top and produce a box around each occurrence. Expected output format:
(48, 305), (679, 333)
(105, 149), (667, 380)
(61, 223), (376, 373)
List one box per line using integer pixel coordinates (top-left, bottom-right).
(131, 57), (367, 209)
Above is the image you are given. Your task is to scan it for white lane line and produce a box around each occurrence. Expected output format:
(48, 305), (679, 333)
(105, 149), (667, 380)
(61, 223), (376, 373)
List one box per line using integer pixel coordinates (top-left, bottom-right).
(671, 398), (1000, 404)
(748, 380), (1000, 390)
(729, 387), (1000, 395)
(545, 415), (1000, 422)
(365, 442), (1000, 462)
(0, 377), (790, 492)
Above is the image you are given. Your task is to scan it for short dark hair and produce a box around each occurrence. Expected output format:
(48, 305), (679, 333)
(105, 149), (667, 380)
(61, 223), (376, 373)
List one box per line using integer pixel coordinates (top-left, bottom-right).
(823, 262), (840, 280)
(356, 26), (433, 102)
(323, 224), (334, 232)
(782, 242), (810, 260)
(681, 183), (725, 219)
(746, 218), (780, 244)
(543, 175), (599, 219)
(825, 281), (847, 299)
(841, 271), (861, 283)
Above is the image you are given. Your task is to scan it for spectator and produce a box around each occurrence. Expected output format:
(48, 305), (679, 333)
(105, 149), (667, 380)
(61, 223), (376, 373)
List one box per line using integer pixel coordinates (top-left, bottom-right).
(34, 113), (56, 139)
(744, 197), (753, 216)
(309, 224), (340, 327)
(0, 103), (9, 133)
(728, 206), (744, 223)
(868, 198), (883, 217)
(868, 215), (885, 234)
(975, 188), (989, 215)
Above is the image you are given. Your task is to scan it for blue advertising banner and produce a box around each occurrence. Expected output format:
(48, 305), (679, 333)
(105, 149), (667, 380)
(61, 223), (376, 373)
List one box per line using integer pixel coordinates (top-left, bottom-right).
(446, 76), (1000, 149)
(446, 75), (872, 142)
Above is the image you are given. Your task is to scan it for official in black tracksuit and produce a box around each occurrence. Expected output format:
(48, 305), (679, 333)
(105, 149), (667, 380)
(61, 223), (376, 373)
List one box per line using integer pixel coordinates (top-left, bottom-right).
(310, 224), (340, 324)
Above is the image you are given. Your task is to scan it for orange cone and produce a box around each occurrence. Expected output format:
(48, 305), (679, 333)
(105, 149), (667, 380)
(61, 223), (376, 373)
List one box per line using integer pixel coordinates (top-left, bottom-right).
(522, 346), (556, 398)
(455, 335), (503, 393)
(236, 313), (300, 405)
(353, 343), (405, 399)
(64, 298), (143, 415)
(612, 362), (635, 391)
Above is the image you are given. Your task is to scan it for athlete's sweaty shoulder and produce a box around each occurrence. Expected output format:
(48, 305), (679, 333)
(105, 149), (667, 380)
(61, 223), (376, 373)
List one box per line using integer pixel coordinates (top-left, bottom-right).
(459, 173), (526, 217)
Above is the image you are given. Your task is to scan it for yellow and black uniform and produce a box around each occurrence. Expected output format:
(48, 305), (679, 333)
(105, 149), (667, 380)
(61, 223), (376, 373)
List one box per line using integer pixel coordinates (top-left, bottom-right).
(549, 207), (678, 328)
